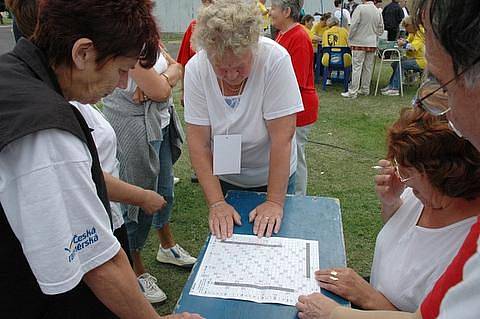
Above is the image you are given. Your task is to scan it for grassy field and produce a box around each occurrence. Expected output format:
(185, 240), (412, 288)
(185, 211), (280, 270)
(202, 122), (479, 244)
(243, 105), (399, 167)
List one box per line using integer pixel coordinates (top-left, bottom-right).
(138, 62), (418, 315)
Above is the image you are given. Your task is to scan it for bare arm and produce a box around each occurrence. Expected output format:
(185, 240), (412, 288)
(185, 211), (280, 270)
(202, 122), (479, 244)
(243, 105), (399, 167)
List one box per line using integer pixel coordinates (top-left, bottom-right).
(83, 249), (162, 319)
(330, 307), (422, 319)
(103, 172), (166, 214)
(265, 114), (296, 206)
(130, 50), (183, 102)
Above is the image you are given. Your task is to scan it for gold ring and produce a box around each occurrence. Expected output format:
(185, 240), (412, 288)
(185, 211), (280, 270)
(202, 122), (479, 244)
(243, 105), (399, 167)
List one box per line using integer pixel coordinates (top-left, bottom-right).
(330, 271), (338, 276)
(329, 275), (339, 281)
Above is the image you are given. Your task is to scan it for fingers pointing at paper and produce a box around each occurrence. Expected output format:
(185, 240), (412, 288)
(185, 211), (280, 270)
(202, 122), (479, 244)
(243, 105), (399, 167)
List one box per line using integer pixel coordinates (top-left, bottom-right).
(249, 200), (284, 238)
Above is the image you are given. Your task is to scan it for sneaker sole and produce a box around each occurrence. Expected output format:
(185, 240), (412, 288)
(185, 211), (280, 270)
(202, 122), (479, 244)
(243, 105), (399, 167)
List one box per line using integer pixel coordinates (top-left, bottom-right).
(148, 294), (167, 304)
(156, 256), (196, 269)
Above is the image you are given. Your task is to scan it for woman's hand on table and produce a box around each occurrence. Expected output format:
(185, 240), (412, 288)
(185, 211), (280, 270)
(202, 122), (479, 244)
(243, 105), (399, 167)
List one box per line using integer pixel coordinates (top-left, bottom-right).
(209, 201), (242, 240)
(315, 268), (377, 309)
(249, 200), (283, 238)
(296, 292), (340, 319)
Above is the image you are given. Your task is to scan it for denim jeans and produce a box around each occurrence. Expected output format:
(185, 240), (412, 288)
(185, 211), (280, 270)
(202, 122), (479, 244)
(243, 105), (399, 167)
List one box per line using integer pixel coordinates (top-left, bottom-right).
(389, 59), (422, 90)
(124, 126), (174, 251)
(219, 173), (296, 196)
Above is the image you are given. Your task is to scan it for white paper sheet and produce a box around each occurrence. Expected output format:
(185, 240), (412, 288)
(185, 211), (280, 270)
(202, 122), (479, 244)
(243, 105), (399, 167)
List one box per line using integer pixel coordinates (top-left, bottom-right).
(190, 234), (321, 306)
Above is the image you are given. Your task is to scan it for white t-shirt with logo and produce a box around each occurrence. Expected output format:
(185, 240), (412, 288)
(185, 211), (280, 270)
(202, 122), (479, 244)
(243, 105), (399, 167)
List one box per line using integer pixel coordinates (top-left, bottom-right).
(370, 187), (476, 312)
(71, 102), (124, 230)
(0, 129), (120, 295)
(184, 36), (304, 188)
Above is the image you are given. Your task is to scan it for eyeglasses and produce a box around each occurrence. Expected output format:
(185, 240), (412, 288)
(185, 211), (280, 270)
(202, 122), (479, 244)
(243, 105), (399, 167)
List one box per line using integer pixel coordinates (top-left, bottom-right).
(413, 55), (480, 116)
(393, 158), (414, 183)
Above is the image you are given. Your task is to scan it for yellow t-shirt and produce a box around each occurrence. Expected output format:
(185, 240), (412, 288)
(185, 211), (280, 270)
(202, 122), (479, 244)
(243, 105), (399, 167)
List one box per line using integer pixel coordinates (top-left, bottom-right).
(312, 22), (328, 40)
(322, 26), (349, 47)
(302, 25), (315, 44)
(257, 2), (269, 31)
(405, 28), (426, 69)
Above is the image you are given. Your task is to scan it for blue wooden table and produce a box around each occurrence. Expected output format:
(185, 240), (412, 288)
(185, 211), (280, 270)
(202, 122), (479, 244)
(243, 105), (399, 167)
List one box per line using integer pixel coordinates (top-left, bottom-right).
(175, 191), (349, 318)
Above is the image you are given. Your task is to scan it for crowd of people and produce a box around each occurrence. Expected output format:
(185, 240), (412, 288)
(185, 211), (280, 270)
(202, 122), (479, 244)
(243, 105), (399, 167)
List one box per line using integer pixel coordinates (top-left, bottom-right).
(0, 0), (479, 318)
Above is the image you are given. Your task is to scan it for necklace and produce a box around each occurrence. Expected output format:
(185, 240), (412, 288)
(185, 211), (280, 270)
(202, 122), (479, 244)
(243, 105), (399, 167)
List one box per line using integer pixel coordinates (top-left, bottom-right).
(220, 78), (246, 96)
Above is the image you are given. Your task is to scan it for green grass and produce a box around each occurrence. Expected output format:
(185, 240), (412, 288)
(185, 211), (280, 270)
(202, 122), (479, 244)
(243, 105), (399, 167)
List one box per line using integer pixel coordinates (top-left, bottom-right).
(138, 62), (417, 315)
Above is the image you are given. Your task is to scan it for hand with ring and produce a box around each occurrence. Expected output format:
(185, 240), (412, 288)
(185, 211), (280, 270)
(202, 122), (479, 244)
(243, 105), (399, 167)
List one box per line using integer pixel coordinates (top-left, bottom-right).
(248, 200), (283, 238)
(315, 268), (382, 309)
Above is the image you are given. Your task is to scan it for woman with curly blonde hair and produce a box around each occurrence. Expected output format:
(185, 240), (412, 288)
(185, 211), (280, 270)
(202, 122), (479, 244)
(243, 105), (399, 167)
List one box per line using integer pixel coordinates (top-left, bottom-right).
(184, 0), (304, 240)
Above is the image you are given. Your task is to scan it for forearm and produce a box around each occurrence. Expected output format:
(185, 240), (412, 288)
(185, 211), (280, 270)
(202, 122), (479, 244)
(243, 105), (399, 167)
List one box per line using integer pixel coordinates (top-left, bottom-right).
(83, 249), (161, 319)
(103, 172), (146, 207)
(266, 140), (292, 206)
(380, 198), (403, 223)
(187, 127), (224, 206)
(163, 63), (183, 88)
(330, 307), (421, 319)
(361, 289), (399, 311)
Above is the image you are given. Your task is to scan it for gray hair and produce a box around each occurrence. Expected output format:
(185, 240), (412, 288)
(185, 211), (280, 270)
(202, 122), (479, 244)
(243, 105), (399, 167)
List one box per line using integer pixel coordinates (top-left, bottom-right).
(327, 16), (339, 27)
(413, 0), (480, 88)
(271, 0), (302, 22)
(192, 0), (262, 60)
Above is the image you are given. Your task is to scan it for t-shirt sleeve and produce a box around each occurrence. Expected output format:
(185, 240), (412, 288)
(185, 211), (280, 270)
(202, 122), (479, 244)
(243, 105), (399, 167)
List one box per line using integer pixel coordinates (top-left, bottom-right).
(289, 40), (311, 88)
(184, 55), (210, 126)
(263, 54), (304, 121)
(0, 129), (120, 295)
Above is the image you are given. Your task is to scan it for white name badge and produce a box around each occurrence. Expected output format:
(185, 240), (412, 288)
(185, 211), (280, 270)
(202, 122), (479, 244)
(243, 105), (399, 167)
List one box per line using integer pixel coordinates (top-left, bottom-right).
(213, 135), (242, 176)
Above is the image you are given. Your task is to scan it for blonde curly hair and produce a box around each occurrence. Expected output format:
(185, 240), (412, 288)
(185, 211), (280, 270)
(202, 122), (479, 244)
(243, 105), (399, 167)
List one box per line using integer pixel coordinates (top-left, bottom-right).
(193, 0), (262, 60)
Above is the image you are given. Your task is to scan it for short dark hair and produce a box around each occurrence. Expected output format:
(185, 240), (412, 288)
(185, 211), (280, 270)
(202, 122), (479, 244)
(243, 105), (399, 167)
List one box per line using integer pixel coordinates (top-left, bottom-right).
(31, 0), (160, 69)
(387, 108), (480, 200)
(5, 0), (37, 38)
(301, 14), (314, 25)
(334, 0), (341, 7)
(414, 0), (480, 79)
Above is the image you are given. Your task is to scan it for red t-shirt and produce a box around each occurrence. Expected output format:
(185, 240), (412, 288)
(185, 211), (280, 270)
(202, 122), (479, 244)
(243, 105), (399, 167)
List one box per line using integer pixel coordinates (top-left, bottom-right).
(177, 20), (197, 67)
(420, 217), (480, 319)
(276, 24), (319, 127)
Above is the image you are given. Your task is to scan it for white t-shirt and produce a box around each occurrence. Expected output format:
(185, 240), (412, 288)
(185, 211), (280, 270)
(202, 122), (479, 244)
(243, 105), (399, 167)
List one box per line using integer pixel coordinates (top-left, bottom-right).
(0, 129), (120, 295)
(438, 236), (480, 318)
(71, 102), (124, 231)
(370, 188), (476, 312)
(184, 36), (304, 188)
(126, 53), (171, 129)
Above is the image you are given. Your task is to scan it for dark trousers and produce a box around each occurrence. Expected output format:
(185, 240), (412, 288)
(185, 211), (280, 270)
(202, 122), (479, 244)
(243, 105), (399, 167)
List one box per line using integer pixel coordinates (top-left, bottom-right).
(386, 27), (400, 41)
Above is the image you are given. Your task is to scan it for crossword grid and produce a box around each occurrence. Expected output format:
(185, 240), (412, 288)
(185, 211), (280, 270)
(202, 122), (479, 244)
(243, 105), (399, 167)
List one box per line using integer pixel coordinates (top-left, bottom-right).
(190, 234), (321, 306)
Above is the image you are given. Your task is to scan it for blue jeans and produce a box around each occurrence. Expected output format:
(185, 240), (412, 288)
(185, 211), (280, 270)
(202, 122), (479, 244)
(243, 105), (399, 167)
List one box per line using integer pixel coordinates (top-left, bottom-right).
(388, 59), (422, 90)
(124, 126), (174, 251)
(219, 173), (296, 196)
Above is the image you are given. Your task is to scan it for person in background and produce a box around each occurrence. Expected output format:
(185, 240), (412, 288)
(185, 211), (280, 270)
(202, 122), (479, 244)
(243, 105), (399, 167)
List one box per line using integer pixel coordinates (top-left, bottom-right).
(374, 0), (383, 13)
(0, 0), (5, 24)
(311, 12), (332, 45)
(185, 0), (303, 240)
(315, 108), (479, 312)
(177, 0), (213, 184)
(258, 0), (270, 35)
(103, 45), (197, 303)
(271, 0), (319, 196)
(382, 16), (425, 96)
(0, 0), (201, 318)
(322, 16), (349, 48)
(301, 14), (316, 44)
(343, 0), (358, 16)
(333, 0), (351, 29)
(398, 0), (410, 37)
(341, 0), (384, 99)
(382, 0), (404, 41)
(5, 0), (34, 41)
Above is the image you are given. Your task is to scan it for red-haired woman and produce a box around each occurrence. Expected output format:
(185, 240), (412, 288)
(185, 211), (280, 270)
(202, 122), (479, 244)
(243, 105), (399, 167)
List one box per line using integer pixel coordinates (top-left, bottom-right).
(296, 108), (480, 318)
(0, 1), (200, 318)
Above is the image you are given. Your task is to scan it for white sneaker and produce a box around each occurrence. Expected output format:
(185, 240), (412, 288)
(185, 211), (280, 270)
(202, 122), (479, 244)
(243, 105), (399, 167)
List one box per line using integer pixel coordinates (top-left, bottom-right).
(156, 244), (197, 268)
(138, 273), (167, 304)
(380, 86), (391, 92)
(341, 91), (357, 99)
(326, 79), (332, 85)
(358, 90), (370, 96)
(382, 89), (400, 96)
(173, 177), (180, 185)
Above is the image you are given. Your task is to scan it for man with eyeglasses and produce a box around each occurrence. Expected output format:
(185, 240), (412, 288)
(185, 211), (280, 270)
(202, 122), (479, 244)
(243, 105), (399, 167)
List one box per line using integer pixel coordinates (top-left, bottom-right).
(295, 0), (480, 318)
